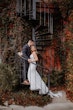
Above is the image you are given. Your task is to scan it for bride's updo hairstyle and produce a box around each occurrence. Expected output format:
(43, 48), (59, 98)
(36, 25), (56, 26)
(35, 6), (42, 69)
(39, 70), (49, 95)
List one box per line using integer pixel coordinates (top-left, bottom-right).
(30, 45), (37, 53)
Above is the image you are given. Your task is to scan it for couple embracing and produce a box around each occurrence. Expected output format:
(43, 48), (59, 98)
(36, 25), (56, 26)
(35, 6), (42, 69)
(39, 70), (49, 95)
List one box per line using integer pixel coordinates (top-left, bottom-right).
(20, 39), (48, 94)
(18, 40), (62, 98)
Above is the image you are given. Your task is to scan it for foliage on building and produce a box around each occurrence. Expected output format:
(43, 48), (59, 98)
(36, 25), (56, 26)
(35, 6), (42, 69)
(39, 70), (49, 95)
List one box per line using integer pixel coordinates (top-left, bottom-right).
(0, 0), (32, 64)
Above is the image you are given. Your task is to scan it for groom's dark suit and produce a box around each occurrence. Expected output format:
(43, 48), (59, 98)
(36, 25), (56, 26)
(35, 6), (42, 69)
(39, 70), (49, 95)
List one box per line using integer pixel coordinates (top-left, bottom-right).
(22, 44), (31, 81)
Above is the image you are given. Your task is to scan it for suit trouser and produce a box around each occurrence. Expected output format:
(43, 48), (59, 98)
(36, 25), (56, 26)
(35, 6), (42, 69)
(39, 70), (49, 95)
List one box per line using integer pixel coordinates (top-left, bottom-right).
(22, 60), (29, 81)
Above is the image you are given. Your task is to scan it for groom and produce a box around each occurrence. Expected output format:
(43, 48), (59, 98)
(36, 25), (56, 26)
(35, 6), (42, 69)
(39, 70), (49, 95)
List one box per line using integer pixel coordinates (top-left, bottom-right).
(22, 40), (34, 85)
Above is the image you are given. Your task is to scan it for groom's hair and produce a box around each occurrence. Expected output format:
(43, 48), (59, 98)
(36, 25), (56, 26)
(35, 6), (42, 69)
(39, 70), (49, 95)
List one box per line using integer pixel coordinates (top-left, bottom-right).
(28, 39), (34, 42)
(28, 39), (35, 43)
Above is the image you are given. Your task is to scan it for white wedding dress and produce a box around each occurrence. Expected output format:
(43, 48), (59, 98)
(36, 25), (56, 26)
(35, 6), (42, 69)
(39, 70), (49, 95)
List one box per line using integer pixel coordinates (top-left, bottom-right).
(28, 54), (62, 97)
(28, 54), (49, 95)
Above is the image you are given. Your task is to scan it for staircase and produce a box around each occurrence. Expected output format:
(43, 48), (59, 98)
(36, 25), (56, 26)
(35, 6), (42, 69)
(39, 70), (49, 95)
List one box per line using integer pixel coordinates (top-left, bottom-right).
(16, 0), (53, 51)
(16, 0), (53, 87)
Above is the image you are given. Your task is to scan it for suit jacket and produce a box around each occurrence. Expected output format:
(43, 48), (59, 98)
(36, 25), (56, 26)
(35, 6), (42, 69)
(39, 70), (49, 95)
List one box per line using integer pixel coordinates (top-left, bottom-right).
(22, 44), (31, 80)
(22, 44), (31, 60)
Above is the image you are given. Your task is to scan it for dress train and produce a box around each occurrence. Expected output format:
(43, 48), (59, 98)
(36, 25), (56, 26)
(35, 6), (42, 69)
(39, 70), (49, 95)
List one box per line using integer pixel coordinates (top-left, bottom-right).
(28, 54), (62, 98)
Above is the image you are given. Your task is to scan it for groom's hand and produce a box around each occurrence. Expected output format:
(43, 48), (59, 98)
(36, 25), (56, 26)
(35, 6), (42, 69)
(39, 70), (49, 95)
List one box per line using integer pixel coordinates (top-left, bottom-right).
(28, 59), (32, 63)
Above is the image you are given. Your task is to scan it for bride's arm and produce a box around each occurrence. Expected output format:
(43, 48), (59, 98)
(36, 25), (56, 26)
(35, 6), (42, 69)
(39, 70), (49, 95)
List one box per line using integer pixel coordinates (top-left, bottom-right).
(32, 51), (38, 62)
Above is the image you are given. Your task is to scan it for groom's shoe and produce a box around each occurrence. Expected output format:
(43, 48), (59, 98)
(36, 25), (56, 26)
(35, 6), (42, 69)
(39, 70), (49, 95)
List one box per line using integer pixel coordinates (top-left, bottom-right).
(21, 80), (30, 85)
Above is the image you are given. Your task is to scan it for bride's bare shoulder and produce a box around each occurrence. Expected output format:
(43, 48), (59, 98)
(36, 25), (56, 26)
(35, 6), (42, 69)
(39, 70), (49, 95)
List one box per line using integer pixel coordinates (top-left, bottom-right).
(32, 51), (38, 61)
(32, 51), (38, 57)
(32, 51), (37, 55)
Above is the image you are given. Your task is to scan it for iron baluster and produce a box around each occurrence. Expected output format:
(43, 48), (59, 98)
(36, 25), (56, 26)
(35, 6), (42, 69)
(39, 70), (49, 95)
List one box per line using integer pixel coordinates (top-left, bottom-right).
(29, 0), (31, 20)
(32, 0), (36, 19)
(49, 13), (53, 34)
(20, 0), (22, 16)
(48, 8), (50, 32)
(16, 0), (20, 14)
(24, 0), (26, 16)
(40, 1), (42, 25)
(48, 71), (50, 89)
(44, 4), (46, 26)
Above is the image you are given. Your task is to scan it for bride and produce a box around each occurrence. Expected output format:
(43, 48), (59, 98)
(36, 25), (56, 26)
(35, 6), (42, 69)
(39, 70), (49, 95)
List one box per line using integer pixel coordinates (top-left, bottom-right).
(27, 45), (62, 97)
(28, 45), (49, 95)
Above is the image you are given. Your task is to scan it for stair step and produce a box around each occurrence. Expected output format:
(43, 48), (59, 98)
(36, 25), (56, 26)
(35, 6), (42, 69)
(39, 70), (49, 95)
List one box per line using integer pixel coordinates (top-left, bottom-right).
(36, 43), (50, 46)
(35, 25), (48, 32)
(36, 39), (52, 46)
(37, 48), (47, 51)
(28, 19), (39, 27)
(36, 2), (48, 8)
(36, 35), (52, 38)
(37, 47), (43, 50)
(36, 36), (52, 40)
(36, 39), (51, 41)
(35, 32), (52, 36)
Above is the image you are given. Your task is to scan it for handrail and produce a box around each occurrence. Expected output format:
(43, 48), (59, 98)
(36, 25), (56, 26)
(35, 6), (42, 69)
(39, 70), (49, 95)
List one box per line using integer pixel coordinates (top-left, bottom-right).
(17, 54), (49, 72)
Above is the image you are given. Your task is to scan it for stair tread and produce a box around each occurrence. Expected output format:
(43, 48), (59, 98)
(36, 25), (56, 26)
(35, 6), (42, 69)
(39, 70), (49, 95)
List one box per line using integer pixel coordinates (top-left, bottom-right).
(35, 32), (52, 36)
(36, 39), (51, 41)
(35, 25), (48, 32)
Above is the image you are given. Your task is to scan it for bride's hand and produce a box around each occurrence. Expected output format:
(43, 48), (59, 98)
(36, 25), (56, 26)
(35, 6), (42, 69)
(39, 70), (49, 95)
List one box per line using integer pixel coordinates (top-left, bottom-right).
(17, 52), (23, 57)
(28, 59), (32, 63)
